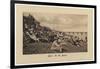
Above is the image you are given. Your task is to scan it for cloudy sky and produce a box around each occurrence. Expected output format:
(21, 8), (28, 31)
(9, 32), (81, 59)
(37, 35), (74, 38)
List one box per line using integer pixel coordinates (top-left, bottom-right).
(26, 13), (88, 32)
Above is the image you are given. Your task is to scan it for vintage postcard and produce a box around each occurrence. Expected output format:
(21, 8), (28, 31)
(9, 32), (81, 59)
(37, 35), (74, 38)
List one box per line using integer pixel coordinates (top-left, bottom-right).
(11, 1), (96, 68)
(23, 12), (88, 54)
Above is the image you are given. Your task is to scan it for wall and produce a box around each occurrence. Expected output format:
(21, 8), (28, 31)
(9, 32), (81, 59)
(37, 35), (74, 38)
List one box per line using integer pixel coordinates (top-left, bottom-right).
(0, 0), (99, 69)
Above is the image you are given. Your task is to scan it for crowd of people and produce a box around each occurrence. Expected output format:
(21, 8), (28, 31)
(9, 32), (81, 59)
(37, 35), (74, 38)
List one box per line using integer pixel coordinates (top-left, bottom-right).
(23, 14), (87, 52)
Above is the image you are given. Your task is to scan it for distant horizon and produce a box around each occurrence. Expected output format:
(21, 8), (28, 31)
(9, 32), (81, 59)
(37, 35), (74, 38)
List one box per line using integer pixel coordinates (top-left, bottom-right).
(23, 12), (88, 32)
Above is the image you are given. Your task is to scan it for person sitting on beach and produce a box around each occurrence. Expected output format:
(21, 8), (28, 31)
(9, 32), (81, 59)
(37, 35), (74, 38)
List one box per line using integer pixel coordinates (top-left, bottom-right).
(51, 38), (65, 52)
(26, 31), (39, 42)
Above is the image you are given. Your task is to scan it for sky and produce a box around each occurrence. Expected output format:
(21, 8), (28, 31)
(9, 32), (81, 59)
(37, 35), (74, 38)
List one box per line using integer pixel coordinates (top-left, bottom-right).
(24, 13), (88, 32)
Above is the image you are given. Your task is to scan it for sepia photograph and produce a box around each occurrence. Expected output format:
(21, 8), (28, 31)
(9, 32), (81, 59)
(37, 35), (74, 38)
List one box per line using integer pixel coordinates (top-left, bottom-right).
(23, 13), (88, 54)
(11, 1), (96, 68)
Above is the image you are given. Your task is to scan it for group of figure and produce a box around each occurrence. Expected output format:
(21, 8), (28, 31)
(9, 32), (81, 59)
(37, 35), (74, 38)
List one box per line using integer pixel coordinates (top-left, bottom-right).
(23, 14), (87, 53)
(50, 33), (87, 52)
